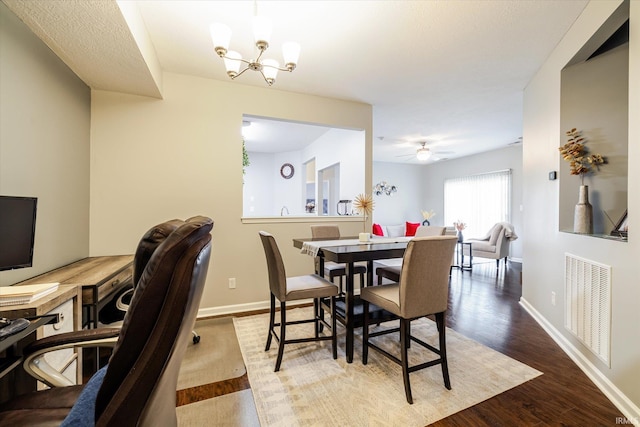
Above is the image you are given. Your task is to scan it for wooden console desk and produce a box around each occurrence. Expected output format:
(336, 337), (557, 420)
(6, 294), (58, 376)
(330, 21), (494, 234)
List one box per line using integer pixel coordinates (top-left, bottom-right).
(0, 256), (133, 402)
(15, 255), (134, 329)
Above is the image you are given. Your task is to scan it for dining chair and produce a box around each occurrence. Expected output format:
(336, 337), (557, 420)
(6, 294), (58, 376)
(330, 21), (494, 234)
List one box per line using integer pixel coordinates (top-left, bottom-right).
(310, 224), (366, 294)
(259, 231), (339, 372)
(375, 225), (446, 285)
(361, 235), (457, 404)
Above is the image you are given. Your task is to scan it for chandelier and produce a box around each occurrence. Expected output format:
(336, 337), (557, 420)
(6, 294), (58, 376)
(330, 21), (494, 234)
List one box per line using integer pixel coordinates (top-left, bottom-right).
(210, 6), (300, 86)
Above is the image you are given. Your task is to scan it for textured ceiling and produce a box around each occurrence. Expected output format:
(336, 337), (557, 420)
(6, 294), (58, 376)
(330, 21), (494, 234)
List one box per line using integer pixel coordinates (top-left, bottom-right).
(3, 0), (588, 163)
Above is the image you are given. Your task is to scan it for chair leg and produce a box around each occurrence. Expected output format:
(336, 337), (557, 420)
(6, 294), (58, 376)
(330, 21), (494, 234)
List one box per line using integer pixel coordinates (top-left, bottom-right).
(314, 298), (320, 338)
(436, 312), (451, 390)
(496, 259), (499, 269)
(362, 300), (370, 364)
(400, 318), (413, 404)
(265, 293), (276, 351)
(274, 301), (286, 372)
(331, 296), (337, 359)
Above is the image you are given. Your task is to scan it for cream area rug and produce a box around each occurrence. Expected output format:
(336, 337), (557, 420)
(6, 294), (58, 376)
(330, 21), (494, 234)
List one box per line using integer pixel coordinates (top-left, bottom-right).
(233, 307), (542, 427)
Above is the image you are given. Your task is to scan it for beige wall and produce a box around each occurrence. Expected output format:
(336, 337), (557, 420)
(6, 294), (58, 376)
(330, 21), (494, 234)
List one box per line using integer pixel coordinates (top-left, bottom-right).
(523, 0), (639, 416)
(0, 3), (90, 286)
(90, 72), (372, 314)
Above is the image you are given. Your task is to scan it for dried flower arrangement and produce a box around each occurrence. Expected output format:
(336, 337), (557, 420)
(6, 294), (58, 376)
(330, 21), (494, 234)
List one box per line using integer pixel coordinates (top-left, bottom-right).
(421, 209), (436, 221)
(353, 193), (374, 232)
(453, 221), (466, 232)
(559, 128), (605, 184)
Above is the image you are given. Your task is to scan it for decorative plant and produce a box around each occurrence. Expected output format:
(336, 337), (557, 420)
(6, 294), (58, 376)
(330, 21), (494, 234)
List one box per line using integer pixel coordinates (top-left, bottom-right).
(242, 139), (250, 174)
(353, 193), (374, 232)
(559, 128), (605, 185)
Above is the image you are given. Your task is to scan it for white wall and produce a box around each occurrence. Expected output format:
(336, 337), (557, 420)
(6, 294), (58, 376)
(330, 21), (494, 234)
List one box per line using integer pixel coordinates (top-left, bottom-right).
(374, 145), (523, 259)
(90, 72), (372, 312)
(0, 3), (90, 285)
(372, 162), (424, 226)
(523, 0), (639, 417)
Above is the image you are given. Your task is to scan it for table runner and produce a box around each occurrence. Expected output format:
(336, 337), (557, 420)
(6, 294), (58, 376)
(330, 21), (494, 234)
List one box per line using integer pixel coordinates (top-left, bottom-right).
(300, 236), (411, 257)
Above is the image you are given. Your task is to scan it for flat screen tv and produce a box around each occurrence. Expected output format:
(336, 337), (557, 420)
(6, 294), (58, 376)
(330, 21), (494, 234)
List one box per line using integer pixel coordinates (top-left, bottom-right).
(0, 196), (38, 271)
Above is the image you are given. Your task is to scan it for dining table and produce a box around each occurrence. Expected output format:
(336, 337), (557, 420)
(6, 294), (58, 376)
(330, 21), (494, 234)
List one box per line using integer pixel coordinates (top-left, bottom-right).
(293, 236), (410, 363)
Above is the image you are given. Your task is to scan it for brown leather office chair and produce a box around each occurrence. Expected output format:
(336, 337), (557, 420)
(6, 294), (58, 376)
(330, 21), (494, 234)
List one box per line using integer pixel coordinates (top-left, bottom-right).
(0, 216), (213, 426)
(310, 224), (366, 294)
(375, 226), (446, 285)
(259, 231), (338, 372)
(361, 235), (456, 404)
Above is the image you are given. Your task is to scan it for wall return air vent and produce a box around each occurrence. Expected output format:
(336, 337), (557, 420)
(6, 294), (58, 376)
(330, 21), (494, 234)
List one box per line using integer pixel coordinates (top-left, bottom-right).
(564, 253), (611, 366)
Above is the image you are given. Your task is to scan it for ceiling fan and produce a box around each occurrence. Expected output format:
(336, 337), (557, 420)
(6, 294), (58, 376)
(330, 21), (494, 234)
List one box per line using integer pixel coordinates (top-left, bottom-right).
(393, 141), (452, 162)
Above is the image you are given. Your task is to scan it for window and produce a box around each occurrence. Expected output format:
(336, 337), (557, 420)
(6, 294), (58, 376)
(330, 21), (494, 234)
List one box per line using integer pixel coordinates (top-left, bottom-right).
(444, 170), (511, 238)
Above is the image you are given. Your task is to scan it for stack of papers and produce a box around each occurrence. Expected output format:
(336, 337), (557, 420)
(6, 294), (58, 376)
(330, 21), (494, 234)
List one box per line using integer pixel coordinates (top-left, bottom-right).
(0, 282), (59, 307)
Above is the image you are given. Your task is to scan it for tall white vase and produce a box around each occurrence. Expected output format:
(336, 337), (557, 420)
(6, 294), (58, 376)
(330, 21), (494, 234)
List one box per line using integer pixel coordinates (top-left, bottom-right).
(573, 185), (593, 234)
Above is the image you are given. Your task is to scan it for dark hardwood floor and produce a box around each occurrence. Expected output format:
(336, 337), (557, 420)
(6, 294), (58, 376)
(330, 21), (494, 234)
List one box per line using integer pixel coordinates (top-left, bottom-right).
(182, 260), (624, 426)
(433, 261), (623, 426)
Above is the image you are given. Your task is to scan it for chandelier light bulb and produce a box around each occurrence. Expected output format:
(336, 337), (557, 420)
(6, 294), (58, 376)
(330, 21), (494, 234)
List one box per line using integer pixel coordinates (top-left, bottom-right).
(223, 51), (242, 78)
(262, 59), (279, 85)
(252, 16), (272, 50)
(282, 42), (300, 71)
(210, 23), (231, 56)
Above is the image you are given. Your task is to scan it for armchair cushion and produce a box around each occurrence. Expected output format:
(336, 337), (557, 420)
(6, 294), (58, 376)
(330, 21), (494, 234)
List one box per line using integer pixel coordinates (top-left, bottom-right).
(60, 365), (108, 427)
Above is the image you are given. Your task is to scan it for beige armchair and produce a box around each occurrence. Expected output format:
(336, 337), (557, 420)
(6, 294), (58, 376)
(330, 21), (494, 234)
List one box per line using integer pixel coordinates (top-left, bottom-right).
(462, 222), (517, 269)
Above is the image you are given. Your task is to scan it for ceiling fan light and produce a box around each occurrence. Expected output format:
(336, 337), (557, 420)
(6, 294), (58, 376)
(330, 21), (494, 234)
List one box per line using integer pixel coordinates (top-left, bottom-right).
(416, 148), (431, 161)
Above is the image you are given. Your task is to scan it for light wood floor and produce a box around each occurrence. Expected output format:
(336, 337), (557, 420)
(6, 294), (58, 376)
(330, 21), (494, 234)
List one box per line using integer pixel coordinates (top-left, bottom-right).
(178, 261), (624, 426)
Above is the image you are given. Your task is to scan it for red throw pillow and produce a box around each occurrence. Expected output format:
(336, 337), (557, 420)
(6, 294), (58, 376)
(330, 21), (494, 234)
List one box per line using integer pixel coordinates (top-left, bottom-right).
(372, 223), (384, 236)
(405, 221), (420, 237)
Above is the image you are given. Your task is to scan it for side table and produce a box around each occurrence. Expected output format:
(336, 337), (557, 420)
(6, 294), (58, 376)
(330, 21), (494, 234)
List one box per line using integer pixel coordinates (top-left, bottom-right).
(455, 241), (473, 271)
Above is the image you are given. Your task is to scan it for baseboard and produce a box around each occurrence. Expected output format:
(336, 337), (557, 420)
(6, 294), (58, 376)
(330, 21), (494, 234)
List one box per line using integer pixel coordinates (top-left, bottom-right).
(520, 297), (640, 425)
(196, 299), (311, 319)
(509, 257), (522, 263)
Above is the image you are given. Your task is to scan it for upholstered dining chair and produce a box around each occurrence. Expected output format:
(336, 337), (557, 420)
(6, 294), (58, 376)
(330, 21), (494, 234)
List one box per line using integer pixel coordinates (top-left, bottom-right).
(310, 224), (366, 294)
(361, 235), (457, 404)
(259, 231), (338, 372)
(376, 225), (446, 285)
(0, 216), (213, 426)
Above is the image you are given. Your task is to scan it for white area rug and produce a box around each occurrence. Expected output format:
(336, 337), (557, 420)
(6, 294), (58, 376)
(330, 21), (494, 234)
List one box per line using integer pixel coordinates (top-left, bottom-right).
(234, 307), (542, 427)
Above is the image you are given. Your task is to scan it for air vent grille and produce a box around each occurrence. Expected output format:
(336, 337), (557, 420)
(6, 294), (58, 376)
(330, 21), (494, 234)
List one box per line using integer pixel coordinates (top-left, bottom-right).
(564, 253), (611, 366)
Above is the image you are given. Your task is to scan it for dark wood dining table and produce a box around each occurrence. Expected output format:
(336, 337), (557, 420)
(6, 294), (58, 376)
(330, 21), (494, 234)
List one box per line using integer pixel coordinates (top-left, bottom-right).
(293, 237), (408, 363)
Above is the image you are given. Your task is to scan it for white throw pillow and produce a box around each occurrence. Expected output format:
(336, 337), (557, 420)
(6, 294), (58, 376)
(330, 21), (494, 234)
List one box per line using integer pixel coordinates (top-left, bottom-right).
(386, 224), (405, 237)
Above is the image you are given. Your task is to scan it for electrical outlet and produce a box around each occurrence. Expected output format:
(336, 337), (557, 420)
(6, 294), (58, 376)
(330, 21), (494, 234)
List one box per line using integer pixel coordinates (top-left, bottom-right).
(229, 278), (236, 289)
(551, 291), (556, 306)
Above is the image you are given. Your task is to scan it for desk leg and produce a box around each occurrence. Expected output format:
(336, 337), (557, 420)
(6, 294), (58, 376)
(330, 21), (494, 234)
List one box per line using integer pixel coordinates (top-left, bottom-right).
(345, 262), (355, 364)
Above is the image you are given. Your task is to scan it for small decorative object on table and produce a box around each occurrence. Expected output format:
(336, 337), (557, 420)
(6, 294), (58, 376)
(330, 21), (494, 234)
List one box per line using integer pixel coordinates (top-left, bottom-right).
(421, 209), (436, 226)
(559, 128), (606, 234)
(353, 193), (374, 233)
(453, 220), (466, 242)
